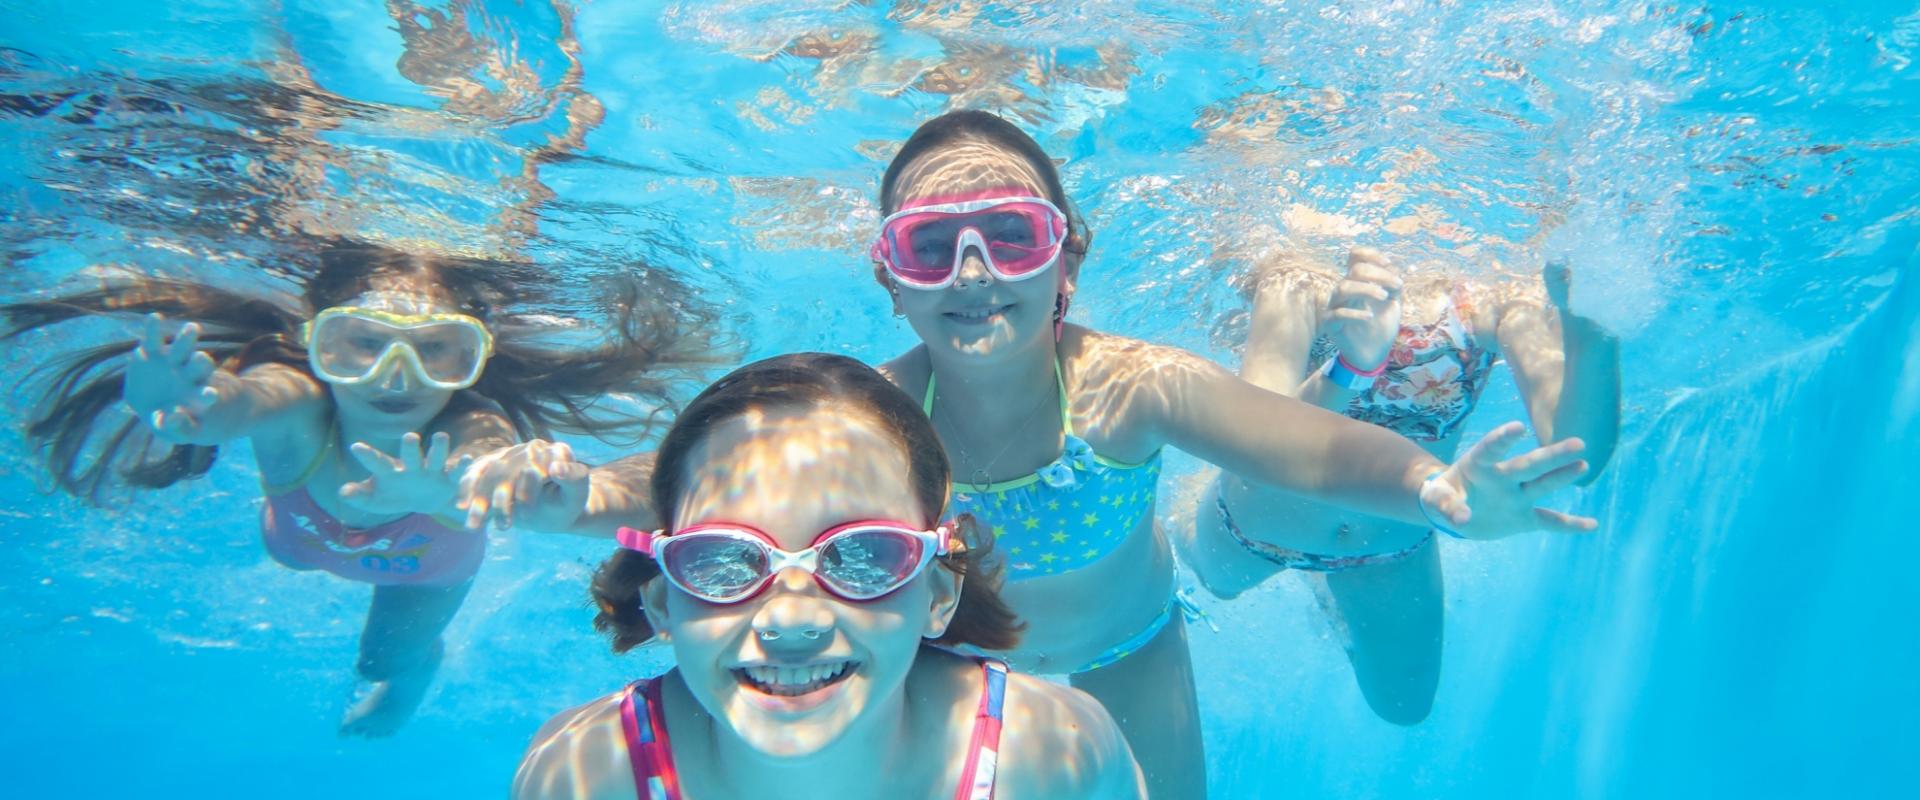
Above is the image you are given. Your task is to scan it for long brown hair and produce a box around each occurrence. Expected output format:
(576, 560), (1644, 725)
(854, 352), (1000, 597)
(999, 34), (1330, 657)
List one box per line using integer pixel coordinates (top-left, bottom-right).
(2, 237), (720, 503)
(589, 352), (1023, 653)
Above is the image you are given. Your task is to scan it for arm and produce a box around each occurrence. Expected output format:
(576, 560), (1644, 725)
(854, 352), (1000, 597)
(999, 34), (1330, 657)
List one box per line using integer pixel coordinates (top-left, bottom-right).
(459, 443), (657, 537)
(1493, 263), (1622, 484)
(1139, 343), (1597, 538)
(1289, 249), (1404, 409)
(1146, 347), (1444, 525)
(128, 316), (326, 445)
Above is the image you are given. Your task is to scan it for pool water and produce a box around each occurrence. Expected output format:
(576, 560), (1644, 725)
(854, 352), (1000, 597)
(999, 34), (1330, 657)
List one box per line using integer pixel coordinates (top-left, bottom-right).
(1, 1), (1915, 797)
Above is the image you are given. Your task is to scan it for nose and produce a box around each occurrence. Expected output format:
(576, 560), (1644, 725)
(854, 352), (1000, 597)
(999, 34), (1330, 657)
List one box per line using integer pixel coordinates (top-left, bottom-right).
(749, 569), (837, 646)
(952, 243), (993, 288)
(375, 360), (414, 392)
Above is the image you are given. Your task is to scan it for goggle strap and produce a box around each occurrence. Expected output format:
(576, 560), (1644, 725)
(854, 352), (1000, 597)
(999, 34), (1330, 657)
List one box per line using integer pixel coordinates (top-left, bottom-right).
(615, 526), (659, 556)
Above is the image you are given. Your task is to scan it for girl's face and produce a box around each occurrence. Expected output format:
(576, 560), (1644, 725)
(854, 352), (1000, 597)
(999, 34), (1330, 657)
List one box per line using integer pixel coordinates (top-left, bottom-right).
(320, 276), (466, 430)
(641, 403), (962, 758)
(880, 138), (1079, 362)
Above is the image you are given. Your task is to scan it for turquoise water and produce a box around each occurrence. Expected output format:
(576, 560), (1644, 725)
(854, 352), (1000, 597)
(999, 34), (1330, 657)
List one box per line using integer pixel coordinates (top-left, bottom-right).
(2, 0), (1915, 796)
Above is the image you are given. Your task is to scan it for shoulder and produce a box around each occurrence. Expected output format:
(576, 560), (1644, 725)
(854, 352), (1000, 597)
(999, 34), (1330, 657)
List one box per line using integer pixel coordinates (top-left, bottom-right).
(512, 693), (635, 800)
(875, 346), (931, 394)
(994, 671), (1144, 799)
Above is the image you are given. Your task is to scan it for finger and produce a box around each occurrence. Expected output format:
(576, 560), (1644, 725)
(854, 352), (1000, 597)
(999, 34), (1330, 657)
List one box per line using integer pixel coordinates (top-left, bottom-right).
(184, 350), (217, 385)
(142, 312), (174, 356)
(1461, 422), (1528, 472)
(490, 481), (517, 528)
(169, 323), (202, 365)
(1336, 279), (1391, 304)
(449, 453), (476, 482)
(549, 462), (590, 511)
(397, 432), (424, 467)
(425, 432), (452, 470)
(462, 489), (491, 529)
(348, 441), (404, 473)
(1495, 438), (1588, 483)
(1326, 307), (1376, 323)
(514, 467), (543, 503)
(1347, 246), (1389, 269)
(1346, 263), (1403, 292)
(1521, 460), (1590, 497)
(1420, 478), (1472, 527)
(1533, 506), (1599, 534)
(338, 479), (373, 499)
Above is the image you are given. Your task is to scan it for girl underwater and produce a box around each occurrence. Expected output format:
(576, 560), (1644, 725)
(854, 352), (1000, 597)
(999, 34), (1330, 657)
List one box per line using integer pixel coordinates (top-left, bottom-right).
(2, 238), (712, 736)
(1176, 251), (1622, 724)
(513, 353), (1144, 800)
(468, 109), (1600, 799)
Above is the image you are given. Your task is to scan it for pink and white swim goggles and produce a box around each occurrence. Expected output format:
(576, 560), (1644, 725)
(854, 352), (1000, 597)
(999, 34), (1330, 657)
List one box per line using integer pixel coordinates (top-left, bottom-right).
(870, 192), (1069, 290)
(617, 520), (953, 604)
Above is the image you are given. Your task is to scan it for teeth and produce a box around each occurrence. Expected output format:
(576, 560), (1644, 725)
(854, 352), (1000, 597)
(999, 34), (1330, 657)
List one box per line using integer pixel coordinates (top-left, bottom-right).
(738, 662), (853, 695)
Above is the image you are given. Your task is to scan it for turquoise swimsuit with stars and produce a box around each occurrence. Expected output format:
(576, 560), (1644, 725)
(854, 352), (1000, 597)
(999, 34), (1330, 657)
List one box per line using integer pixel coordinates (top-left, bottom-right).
(923, 361), (1162, 582)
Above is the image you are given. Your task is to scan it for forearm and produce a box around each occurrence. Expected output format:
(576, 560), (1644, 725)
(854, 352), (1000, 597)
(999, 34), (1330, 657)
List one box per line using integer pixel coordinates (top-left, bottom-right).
(1551, 316), (1622, 482)
(1211, 398), (1443, 527)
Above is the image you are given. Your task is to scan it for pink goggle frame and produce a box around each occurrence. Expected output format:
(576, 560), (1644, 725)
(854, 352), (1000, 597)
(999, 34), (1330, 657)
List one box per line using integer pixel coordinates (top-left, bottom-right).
(870, 193), (1069, 290)
(617, 520), (953, 604)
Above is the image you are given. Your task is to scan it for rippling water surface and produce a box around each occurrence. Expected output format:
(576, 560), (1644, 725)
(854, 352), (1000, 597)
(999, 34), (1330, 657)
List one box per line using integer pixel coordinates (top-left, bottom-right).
(2, 1), (1914, 797)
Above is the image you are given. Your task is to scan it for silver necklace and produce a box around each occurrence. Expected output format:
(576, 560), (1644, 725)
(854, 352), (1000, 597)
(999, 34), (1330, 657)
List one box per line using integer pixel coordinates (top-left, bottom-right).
(937, 374), (1058, 494)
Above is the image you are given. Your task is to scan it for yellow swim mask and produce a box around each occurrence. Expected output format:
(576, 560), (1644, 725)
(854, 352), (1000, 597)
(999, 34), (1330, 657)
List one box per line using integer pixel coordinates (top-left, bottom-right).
(300, 306), (495, 390)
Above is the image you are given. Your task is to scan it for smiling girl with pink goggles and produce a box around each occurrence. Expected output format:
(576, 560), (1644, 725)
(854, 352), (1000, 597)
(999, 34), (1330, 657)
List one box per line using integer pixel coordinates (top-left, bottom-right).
(869, 192), (1069, 289)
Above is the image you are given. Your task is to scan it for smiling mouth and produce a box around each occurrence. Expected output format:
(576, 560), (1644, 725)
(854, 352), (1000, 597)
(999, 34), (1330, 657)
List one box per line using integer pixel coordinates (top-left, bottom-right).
(733, 661), (857, 698)
(944, 303), (1013, 323)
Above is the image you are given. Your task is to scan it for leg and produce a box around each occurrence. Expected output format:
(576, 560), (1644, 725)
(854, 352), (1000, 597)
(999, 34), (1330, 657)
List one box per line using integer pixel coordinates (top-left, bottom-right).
(340, 580), (472, 737)
(1071, 613), (1207, 800)
(1317, 538), (1444, 725)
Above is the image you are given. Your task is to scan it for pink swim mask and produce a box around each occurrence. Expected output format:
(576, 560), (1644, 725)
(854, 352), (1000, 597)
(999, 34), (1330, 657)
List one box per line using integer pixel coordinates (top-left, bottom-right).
(870, 193), (1068, 290)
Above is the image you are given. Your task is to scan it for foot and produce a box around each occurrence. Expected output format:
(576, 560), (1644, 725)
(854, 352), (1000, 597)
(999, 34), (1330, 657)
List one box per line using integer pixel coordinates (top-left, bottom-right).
(339, 642), (443, 738)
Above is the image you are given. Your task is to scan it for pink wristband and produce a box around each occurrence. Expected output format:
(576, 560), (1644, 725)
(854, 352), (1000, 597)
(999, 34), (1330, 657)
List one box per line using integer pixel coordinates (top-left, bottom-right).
(1336, 353), (1388, 377)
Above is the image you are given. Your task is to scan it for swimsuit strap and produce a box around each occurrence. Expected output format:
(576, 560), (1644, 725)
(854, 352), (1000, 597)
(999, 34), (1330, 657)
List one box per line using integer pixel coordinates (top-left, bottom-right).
(954, 659), (1010, 800)
(619, 677), (682, 800)
(262, 414), (338, 496)
(921, 358), (1076, 436)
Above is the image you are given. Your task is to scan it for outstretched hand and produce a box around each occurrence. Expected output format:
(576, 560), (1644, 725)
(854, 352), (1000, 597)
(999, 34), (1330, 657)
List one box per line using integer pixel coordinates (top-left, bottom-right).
(457, 439), (591, 531)
(339, 432), (473, 517)
(126, 314), (221, 442)
(1419, 422), (1598, 540)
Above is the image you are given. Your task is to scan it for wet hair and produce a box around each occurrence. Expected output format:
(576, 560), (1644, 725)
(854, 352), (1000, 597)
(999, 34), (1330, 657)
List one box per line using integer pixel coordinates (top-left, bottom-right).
(589, 352), (1023, 653)
(1, 237), (718, 503)
(879, 109), (1073, 219)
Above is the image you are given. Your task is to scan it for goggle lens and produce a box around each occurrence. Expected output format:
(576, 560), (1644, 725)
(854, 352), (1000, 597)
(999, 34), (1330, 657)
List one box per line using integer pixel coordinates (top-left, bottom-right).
(661, 534), (771, 600)
(817, 527), (926, 599)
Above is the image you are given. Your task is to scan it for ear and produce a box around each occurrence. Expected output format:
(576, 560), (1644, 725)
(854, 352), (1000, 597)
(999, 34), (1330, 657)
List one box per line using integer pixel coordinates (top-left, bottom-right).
(639, 575), (674, 644)
(1060, 212), (1089, 293)
(871, 264), (905, 315)
(923, 560), (964, 640)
